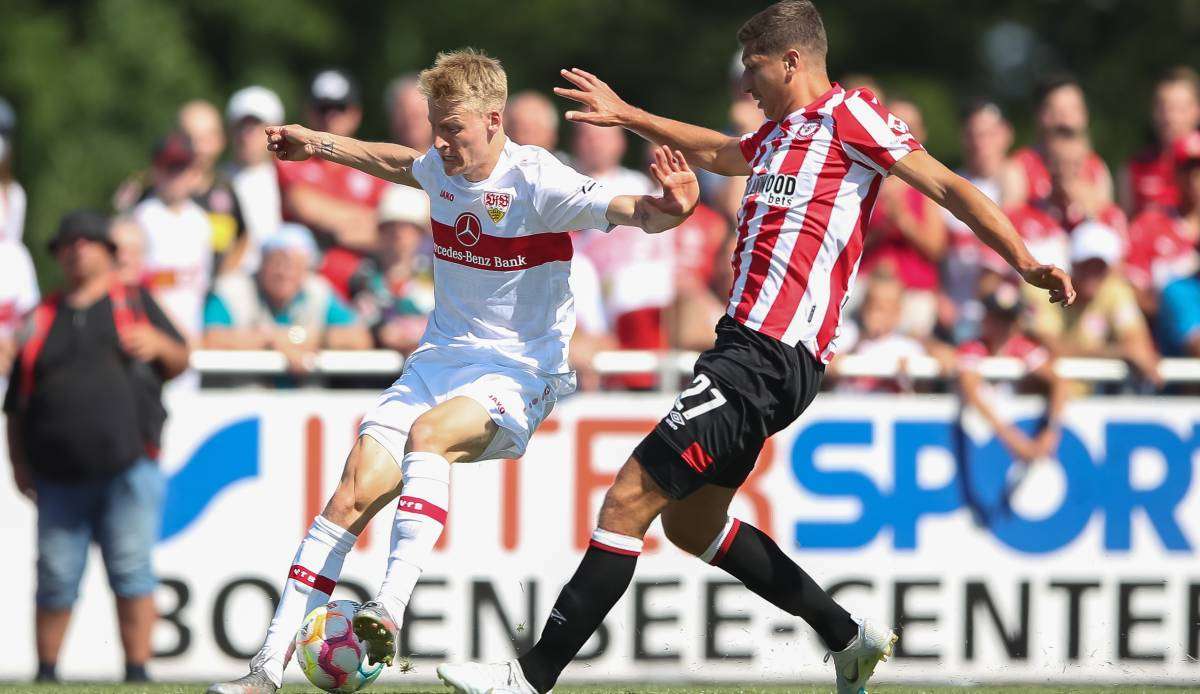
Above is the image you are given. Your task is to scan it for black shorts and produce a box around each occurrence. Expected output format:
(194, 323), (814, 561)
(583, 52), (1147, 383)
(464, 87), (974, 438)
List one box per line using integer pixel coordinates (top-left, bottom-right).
(633, 315), (824, 500)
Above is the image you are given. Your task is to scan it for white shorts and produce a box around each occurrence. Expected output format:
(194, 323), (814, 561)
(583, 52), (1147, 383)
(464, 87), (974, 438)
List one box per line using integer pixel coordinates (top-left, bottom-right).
(358, 349), (561, 466)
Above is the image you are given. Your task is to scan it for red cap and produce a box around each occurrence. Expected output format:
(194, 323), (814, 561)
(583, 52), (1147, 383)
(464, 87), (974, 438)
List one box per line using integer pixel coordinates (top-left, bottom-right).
(1172, 130), (1200, 167)
(153, 131), (195, 170)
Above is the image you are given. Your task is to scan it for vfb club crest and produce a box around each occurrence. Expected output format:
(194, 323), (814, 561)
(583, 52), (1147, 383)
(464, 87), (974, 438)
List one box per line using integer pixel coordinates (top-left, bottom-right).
(484, 191), (512, 223)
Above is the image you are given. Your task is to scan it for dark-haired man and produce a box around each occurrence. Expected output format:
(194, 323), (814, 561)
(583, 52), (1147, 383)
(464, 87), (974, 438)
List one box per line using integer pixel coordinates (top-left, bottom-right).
(438, 2), (1075, 693)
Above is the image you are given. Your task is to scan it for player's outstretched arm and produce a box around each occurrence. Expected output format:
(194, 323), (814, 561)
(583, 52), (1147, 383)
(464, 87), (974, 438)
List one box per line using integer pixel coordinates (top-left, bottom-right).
(607, 146), (699, 234)
(266, 124), (423, 190)
(555, 68), (749, 177)
(891, 150), (1076, 306)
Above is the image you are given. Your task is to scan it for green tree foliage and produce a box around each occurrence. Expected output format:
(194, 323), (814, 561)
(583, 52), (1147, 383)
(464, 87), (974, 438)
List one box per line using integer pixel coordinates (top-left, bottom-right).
(2, 0), (1198, 284)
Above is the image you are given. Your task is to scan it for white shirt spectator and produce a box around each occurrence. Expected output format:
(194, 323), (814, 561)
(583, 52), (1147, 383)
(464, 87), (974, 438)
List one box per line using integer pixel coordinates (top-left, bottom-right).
(0, 239), (39, 394)
(228, 161), (282, 270)
(134, 196), (213, 340)
(0, 179), (26, 242)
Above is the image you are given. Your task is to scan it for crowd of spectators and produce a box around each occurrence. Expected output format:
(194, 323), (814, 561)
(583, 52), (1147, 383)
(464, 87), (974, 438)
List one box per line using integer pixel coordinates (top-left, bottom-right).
(1, 62), (1199, 394)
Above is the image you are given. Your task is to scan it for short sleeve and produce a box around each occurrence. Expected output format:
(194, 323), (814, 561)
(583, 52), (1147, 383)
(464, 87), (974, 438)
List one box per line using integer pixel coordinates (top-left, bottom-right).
(324, 294), (358, 327)
(739, 121), (777, 164)
(407, 148), (440, 194)
(530, 153), (617, 233)
(203, 293), (234, 328)
(835, 89), (925, 175)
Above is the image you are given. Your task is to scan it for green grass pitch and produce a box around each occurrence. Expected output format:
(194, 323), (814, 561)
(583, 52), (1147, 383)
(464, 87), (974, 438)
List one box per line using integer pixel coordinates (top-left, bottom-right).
(0, 684), (1194, 694)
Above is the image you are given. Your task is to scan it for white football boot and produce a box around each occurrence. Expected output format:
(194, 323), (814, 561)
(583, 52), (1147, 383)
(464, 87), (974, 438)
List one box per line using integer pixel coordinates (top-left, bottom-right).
(436, 658), (545, 693)
(825, 616), (898, 694)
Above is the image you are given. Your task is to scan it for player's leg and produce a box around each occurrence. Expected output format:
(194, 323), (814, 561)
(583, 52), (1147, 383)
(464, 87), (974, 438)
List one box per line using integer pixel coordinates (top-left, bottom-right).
(354, 395), (497, 665)
(438, 454), (670, 694)
(660, 484), (857, 652)
(208, 435), (400, 694)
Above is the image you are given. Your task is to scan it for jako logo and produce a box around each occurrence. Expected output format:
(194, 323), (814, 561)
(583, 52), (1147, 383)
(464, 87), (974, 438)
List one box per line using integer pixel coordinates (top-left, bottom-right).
(790, 418), (1194, 554)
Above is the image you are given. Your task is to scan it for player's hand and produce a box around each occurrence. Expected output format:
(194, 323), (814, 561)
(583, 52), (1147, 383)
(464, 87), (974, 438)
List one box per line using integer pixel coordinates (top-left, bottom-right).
(647, 146), (699, 218)
(554, 68), (637, 127)
(119, 324), (164, 362)
(1021, 264), (1076, 306)
(266, 124), (325, 162)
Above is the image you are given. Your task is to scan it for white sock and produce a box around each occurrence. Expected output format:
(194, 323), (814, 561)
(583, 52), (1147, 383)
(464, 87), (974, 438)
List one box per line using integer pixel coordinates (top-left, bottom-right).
(251, 515), (356, 686)
(376, 451), (450, 624)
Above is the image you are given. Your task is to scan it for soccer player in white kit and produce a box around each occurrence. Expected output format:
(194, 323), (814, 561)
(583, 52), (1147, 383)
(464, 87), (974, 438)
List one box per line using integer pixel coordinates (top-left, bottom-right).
(207, 49), (699, 694)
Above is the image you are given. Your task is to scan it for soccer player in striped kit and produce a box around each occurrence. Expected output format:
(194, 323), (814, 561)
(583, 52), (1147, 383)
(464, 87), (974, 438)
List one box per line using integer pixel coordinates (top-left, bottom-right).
(437, 2), (1075, 693)
(208, 49), (700, 694)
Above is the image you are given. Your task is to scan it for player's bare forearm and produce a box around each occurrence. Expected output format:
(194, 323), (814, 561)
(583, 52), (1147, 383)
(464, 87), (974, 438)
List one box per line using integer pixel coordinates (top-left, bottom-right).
(607, 194), (690, 234)
(268, 125), (422, 188)
(893, 151), (1075, 304)
(623, 110), (749, 176)
(554, 67), (749, 176)
(607, 146), (699, 233)
(315, 133), (421, 188)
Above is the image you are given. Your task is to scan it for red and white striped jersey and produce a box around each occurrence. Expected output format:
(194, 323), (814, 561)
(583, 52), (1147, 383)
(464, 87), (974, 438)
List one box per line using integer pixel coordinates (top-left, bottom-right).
(728, 84), (924, 363)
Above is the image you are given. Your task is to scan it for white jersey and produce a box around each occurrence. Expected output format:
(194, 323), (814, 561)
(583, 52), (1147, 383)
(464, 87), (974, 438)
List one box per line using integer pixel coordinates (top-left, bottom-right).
(134, 196), (214, 339)
(408, 139), (617, 389)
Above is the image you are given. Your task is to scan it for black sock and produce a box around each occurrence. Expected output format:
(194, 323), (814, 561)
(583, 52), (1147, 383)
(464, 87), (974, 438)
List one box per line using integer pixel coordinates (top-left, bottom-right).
(519, 531), (642, 693)
(710, 519), (857, 651)
(35, 661), (57, 682)
(124, 662), (148, 682)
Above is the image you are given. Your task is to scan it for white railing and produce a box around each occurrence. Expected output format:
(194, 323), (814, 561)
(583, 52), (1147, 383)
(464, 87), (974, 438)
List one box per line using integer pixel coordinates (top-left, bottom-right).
(190, 350), (1200, 389)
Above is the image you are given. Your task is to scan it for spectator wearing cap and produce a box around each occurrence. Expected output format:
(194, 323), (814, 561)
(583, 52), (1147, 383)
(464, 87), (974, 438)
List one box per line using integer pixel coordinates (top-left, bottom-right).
(941, 100), (1013, 340)
(1001, 75), (1114, 209)
(277, 69), (389, 296)
(348, 186), (435, 355)
(385, 75), (432, 151)
(5, 210), (188, 685)
(859, 98), (947, 339)
(0, 96), (25, 243)
(203, 223), (371, 374)
(505, 90), (566, 161)
(957, 283), (1066, 466)
(1156, 134), (1200, 357)
(1029, 222), (1162, 391)
(1127, 131), (1200, 320)
(1120, 67), (1200, 215)
(178, 99), (249, 275)
(225, 85), (287, 271)
(132, 132), (213, 343)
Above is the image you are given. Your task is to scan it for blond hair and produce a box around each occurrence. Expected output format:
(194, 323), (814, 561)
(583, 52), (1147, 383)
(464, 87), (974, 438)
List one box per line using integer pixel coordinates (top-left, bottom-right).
(418, 48), (507, 113)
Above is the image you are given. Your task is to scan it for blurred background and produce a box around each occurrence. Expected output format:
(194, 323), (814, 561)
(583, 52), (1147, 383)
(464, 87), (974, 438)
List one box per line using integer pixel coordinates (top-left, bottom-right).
(2, 0), (1200, 688)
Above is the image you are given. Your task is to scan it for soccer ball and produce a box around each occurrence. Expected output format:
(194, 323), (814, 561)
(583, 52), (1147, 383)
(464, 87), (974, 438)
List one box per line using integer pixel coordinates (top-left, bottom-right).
(294, 600), (385, 693)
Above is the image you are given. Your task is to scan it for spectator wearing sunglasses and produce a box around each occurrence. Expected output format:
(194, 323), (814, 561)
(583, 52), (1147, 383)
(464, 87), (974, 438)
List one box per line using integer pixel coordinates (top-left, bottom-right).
(276, 69), (389, 298)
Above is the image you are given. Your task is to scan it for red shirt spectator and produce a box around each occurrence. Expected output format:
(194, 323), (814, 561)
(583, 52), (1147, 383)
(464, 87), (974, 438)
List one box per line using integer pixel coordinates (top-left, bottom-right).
(1120, 67), (1200, 215)
(860, 183), (942, 291)
(673, 203), (728, 289)
(1009, 145), (1110, 209)
(1126, 206), (1200, 300)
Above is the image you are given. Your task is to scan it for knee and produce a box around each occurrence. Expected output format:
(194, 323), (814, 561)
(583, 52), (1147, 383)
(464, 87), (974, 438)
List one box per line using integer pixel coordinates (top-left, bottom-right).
(407, 412), (451, 457)
(36, 546), (86, 610)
